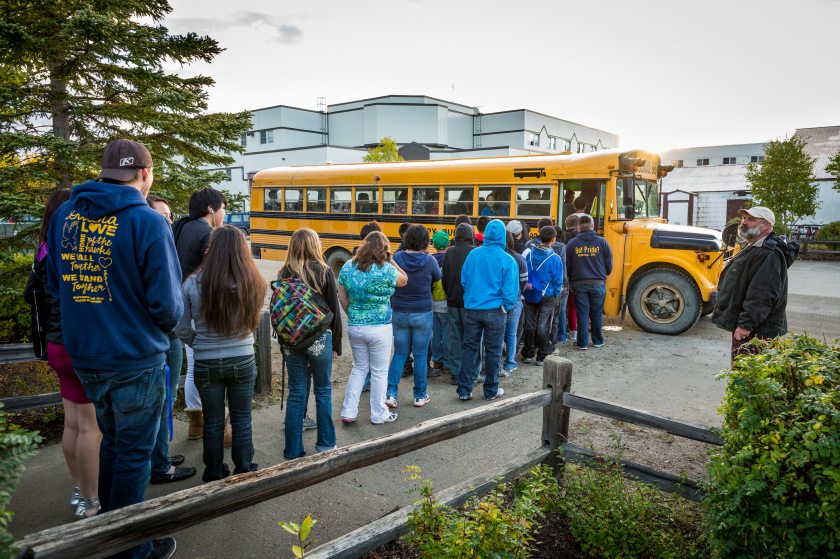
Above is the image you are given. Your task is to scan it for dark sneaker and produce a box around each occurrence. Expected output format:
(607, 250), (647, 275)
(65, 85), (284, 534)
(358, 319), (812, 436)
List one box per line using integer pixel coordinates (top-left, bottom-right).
(428, 368), (442, 378)
(302, 415), (317, 430)
(169, 455), (185, 466)
(574, 343), (587, 351)
(150, 466), (197, 484)
(484, 388), (505, 401)
(534, 360), (544, 366)
(148, 537), (176, 559)
(592, 342), (604, 348)
(523, 357), (533, 364)
(458, 392), (473, 401)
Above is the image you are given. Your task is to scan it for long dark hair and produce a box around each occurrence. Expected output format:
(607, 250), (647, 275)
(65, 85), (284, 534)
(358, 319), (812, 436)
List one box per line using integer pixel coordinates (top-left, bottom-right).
(353, 231), (389, 272)
(199, 225), (266, 337)
(40, 189), (71, 243)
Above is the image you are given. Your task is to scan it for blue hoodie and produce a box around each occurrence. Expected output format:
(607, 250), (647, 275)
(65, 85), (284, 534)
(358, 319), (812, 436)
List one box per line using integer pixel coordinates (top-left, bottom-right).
(522, 244), (564, 299)
(461, 220), (519, 311)
(565, 229), (613, 282)
(46, 180), (183, 371)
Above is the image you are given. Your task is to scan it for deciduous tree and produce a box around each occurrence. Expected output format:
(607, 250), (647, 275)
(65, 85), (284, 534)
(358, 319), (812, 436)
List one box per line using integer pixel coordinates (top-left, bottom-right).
(363, 136), (403, 162)
(826, 149), (840, 192)
(745, 136), (818, 232)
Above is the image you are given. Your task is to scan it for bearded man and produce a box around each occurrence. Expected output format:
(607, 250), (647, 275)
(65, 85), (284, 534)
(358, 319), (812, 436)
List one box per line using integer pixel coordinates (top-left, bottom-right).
(712, 207), (799, 362)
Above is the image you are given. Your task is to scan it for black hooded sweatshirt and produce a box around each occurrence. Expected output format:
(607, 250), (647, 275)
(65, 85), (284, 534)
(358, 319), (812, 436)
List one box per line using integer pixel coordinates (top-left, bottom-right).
(712, 232), (799, 338)
(441, 223), (475, 308)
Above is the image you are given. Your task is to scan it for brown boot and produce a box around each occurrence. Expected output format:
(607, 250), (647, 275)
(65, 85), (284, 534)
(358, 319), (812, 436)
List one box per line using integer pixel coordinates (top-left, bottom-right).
(223, 414), (232, 448)
(186, 409), (203, 440)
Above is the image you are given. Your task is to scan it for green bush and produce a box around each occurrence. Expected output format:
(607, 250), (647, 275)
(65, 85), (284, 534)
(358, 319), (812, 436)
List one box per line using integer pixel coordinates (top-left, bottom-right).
(403, 464), (560, 558)
(0, 404), (42, 558)
(0, 253), (32, 344)
(816, 221), (840, 241)
(704, 335), (839, 558)
(556, 458), (706, 559)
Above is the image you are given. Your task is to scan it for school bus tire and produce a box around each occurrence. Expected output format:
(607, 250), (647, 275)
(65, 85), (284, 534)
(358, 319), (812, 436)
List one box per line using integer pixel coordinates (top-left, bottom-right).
(325, 248), (352, 278)
(627, 268), (701, 335)
(701, 300), (715, 316)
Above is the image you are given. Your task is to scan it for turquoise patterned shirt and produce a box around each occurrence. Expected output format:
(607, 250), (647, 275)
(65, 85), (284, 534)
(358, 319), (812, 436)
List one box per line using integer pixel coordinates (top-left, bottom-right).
(338, 261), (398, 326)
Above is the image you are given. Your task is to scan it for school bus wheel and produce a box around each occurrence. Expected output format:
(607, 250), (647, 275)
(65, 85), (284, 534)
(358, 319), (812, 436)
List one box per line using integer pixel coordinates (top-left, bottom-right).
(325, 248), (352, 278)
(627, 268), (702, 335)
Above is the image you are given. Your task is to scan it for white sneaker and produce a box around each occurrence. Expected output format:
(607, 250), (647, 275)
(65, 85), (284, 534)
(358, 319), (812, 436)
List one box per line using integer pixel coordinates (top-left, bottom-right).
(372, 412), (398, 424)
(484, 388), (505, 401)
(384, 396), (398, 408)
(414, 395), (431, 407)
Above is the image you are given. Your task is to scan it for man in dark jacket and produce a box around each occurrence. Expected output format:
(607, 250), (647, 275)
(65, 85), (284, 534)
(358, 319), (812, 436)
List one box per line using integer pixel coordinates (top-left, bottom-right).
(442, 223), (477, 384)
(46, 139), (181, 558)
(712, 207), (798, 362)
(565, 214), (613, 350)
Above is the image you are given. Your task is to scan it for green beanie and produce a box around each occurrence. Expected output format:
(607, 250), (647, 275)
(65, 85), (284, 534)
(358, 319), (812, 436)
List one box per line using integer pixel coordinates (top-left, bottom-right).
(432, 230), (450, 250)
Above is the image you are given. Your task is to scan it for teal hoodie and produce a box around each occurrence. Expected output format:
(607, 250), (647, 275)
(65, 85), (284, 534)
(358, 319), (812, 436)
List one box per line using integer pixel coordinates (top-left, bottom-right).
(461, 219), (519, 311)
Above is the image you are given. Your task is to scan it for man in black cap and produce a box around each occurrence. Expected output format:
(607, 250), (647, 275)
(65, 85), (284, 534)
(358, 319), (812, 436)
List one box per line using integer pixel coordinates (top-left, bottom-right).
(47, 139), (182, 559)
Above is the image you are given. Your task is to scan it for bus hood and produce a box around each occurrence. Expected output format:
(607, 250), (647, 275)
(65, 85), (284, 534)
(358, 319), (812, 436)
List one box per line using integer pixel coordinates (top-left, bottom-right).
(625, 222), (723, 252)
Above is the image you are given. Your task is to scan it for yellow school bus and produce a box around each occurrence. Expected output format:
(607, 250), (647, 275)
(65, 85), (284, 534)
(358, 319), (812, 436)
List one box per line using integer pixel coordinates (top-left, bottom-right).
(250, 149), (725, 335)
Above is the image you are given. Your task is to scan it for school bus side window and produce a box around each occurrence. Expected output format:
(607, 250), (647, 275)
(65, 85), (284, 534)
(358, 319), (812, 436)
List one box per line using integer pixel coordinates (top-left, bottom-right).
(478, 186), (510, 217)
(516, 186), (551, 217)
(412, 187), (439, 215)
(444, 186), (474, 216)
(356, 188), (378, 213)
(285, 188), (303, 212)
(265, 188), (281, 210)
(307, 188), (327, 213)
(383, 187), (408, 214)
(331, 188), (351, 213)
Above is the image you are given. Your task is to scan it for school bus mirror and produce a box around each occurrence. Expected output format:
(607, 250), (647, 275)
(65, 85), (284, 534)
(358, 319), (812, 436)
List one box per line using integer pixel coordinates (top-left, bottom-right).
(620, 157), (646, 172)
(658, 164), (674, 178)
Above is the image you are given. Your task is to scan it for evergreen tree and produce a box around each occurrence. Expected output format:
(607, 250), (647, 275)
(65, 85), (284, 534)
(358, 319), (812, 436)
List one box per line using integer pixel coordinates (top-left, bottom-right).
(0, 0), (252, 242)
(363, 136), (403, 162)
(745, 136), (818, 232)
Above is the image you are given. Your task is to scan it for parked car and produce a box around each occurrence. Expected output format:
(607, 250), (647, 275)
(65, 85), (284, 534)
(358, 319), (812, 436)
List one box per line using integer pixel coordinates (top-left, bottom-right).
(225, 212), (250, 235)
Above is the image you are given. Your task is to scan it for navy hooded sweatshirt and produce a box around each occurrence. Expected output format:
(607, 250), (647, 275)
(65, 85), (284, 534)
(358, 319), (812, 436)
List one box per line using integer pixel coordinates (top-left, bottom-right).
(46, 180), (183, 371)
(391, 250), (442, 313)
(565, 229), (613, 282)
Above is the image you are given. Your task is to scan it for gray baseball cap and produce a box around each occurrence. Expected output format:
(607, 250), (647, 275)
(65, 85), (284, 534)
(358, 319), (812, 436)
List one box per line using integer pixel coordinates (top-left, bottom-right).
(98, 139), (153, 182)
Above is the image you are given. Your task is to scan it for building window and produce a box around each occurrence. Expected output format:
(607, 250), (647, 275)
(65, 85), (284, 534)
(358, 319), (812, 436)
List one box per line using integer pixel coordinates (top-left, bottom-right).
(548, 136), (557, 150)
(224, 168), (232, 181)
(750, 155), (765, 163)
(723, 157), (736, 165)
(673, 160), (684, 168)
(696, 158), (709, 166)
(240, 133), (247, 147)
(529, 133), (540, 147)
(563, 140), (571, 152)
(260, 130), (274, 144)
(577, 143), (586, 153)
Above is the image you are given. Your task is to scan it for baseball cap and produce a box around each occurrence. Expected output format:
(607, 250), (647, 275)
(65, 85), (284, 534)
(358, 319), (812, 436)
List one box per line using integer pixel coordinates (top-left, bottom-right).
(739, 206), (775, 227)
(506, 220), (523, 236)
(98, 139), (153, 182)
(432, 230), (450, 250)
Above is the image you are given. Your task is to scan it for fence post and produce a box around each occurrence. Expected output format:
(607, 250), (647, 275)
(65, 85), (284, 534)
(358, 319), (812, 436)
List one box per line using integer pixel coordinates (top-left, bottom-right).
(801, 239), (808, 256)
(254, 311), (272, 394)
(542, 357), (572, 473)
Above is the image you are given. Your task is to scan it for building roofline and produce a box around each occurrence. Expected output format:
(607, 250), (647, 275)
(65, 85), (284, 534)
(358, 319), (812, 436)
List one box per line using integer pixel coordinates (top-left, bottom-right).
(480, 108), (616, 137)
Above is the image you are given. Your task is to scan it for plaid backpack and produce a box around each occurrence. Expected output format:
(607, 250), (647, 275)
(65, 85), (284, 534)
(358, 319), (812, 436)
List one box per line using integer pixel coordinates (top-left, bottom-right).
(269, 276), (334, 409)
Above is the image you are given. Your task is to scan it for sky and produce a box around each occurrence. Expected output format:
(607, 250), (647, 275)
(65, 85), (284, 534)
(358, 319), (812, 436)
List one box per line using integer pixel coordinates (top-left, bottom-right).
(163, 0), (840, 153)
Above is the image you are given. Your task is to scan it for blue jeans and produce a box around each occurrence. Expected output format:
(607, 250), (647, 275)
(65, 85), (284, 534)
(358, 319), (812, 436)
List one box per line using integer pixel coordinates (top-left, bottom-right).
(431, 311), (450, 369)
(551, 288), (570, 343)
(194, 354), (257, 481)
(387, 311), (433, 400)
(151, 337), (183, 475)
(284, 332), (335, 459)
(573, 282), (606, 348)
(457, 308), (506, 399)
(447, 307), (481, 379)
(75, 362), (165, 559)
(503, 300), (523, 370)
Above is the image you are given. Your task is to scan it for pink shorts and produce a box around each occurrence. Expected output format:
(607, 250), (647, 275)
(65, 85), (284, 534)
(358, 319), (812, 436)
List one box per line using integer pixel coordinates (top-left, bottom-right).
(47, 342), (91, 405)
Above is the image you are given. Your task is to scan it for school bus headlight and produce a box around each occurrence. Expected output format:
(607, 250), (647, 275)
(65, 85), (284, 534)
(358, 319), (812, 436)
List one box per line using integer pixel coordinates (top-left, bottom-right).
(697, 253), (710, 262)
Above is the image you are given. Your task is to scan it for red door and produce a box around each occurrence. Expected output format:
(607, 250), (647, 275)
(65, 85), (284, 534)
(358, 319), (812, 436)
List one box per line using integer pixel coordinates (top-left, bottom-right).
(726, 199), (747, 222)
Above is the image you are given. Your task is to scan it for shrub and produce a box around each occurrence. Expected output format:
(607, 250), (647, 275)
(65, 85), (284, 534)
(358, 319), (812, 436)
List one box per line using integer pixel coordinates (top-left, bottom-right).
(403, 464), (560, 558)
(816, 220), (840, 241)
(0, 403), (43, 558)
(0, 253), (33, 344)
(704, 335), (839, 558)
(556, 458), (706, 559)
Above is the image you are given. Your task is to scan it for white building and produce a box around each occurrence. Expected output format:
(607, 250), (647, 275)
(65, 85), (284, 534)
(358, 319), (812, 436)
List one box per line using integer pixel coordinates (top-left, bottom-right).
(792, 126), (840, 227)
(660, 144), (765, 230)
(206, 95), (619, 209)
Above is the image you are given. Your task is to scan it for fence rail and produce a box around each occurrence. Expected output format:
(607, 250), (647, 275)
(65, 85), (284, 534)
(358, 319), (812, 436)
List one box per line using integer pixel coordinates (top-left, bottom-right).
(800, 238), (840, 256)
(15, 357), (722, 559)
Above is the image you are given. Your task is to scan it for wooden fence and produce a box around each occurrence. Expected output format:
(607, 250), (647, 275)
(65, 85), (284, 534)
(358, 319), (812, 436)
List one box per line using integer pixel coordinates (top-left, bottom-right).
(14, 357), (722, 559)
(800, 238), (840, 256)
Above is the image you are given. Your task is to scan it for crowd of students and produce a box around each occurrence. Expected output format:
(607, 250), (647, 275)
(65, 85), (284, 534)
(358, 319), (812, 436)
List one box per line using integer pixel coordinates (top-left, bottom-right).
(26, 139), (613, 559)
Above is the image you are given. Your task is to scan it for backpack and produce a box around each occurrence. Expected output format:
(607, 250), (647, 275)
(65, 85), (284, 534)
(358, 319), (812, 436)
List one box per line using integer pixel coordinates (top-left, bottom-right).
(523, 250), (556, 304)
(269, 276), (334, 409)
